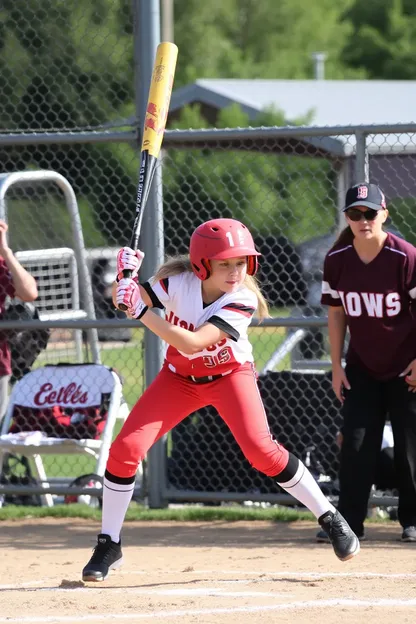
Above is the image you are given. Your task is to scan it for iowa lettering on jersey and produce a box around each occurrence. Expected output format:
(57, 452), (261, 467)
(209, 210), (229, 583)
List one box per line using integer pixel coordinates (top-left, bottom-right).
(166, 310), (195, 332)
(339, 291), (401, 317)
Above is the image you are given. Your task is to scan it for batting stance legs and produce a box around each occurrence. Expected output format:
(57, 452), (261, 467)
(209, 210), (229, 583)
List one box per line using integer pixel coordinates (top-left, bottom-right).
(82, 366), (359, 580)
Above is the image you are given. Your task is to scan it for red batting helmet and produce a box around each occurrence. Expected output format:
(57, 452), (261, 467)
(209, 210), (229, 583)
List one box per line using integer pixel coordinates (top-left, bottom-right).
(189, 218), (261, 281)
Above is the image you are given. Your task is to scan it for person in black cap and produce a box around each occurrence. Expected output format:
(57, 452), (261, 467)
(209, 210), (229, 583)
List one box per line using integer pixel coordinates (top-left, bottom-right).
(318, 182), (416, 542)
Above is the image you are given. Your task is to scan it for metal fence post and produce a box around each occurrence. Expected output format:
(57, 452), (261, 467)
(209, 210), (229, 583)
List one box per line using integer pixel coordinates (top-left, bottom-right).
(355, 131), (370, 183)
(133, 0), (167, 509)
(335, 158), (350, 233)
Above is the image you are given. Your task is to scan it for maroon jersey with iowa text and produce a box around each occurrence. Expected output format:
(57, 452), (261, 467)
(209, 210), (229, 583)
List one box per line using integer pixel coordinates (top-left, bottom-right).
(321, 232), (416, 380)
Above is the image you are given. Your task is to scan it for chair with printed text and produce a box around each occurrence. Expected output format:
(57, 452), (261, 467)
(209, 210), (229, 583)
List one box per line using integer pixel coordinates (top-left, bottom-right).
(0, 363), (123, 507)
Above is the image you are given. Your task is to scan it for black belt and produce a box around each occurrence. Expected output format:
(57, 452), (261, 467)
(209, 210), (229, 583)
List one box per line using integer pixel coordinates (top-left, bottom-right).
(187, 374), (224, 384)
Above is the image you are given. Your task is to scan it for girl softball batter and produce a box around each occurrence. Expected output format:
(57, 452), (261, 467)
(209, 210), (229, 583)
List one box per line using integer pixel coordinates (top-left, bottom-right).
(82, 218), (359, 582)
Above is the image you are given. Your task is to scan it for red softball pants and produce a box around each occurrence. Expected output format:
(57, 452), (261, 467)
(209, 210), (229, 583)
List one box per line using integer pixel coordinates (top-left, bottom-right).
(107, 362), (289, 479)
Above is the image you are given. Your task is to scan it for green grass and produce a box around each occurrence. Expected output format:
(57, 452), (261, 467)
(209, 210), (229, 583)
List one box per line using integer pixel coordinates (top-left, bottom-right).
(0, 502), (315, 522)
(0, 502), (396, 524)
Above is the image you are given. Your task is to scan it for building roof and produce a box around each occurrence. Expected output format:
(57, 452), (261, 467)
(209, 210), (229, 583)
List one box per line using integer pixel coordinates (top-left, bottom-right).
(170, 79), (416, 127)
(169, 79), (416, 157)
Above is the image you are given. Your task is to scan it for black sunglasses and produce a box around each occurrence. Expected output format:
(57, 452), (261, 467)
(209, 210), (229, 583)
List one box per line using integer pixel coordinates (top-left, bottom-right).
(345, 208), (379, 222)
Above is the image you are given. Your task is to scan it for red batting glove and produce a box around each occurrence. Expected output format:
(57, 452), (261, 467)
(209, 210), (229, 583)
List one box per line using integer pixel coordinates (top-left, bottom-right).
(116, 278), (148, 319)
(116, 247), (145, 282)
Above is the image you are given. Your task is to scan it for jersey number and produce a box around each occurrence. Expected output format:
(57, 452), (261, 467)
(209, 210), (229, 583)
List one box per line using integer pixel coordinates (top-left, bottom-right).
(203, 347), (232, 368)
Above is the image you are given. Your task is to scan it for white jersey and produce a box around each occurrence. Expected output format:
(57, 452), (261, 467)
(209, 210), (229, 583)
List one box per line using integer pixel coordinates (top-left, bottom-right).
(142, 271), (257, 377)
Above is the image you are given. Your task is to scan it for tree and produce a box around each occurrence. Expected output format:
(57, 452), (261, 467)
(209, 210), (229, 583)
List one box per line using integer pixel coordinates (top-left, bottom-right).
(0, 0), (137, 245)
(341, 0), (416, 78)
(174, 0), (364, 83)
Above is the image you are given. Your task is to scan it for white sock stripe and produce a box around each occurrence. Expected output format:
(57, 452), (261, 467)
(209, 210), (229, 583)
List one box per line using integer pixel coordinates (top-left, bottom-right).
(104, 484), (135, 494)
(278, 461), (305, 488)
(104, 478), (135, 493)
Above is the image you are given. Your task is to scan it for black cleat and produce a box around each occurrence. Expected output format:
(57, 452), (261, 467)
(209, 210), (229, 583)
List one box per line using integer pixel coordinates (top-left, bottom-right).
(318, 511), (360, 561)
(82, 534), (123, 582)
(316, 527), (365, 543)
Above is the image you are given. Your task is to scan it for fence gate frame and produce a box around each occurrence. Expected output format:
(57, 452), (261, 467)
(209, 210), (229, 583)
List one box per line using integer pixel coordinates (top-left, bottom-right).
(0, 170), (101, 364)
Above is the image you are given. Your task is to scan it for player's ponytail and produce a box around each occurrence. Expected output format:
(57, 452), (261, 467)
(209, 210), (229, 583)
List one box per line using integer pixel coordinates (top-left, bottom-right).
(333, 226), (354, 248)
(244, 275), (269, 319)
(152, 256), (193, 282)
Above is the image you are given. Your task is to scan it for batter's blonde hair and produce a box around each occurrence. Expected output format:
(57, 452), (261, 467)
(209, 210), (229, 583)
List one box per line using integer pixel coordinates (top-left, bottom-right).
(153, 255), (269, 319)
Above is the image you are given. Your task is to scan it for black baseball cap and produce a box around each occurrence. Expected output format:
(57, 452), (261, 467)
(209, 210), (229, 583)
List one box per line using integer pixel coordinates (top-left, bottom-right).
(343, 183), (387, 212)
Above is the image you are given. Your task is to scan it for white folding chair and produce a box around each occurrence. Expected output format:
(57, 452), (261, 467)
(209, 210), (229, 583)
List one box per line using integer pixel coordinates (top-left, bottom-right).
(0, 363), (123, 507)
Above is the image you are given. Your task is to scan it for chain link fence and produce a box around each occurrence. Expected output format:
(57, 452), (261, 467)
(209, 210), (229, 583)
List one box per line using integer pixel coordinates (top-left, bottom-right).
(1, 2), (415, 509)
(160, 128), (416, 508)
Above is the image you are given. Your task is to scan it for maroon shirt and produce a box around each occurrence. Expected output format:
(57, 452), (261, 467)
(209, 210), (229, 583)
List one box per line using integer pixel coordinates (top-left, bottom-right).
(0, 258), (16, 376)
(321, 232), (416, 381)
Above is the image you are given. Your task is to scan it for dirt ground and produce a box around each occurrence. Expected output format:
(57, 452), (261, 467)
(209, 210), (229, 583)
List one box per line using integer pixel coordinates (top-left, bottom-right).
(1, 518), (416, 624)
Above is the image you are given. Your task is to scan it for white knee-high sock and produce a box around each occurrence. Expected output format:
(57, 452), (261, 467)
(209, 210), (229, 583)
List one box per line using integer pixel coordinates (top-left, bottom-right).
(277, 459), (335, 519)
(101, 474), (135, 543)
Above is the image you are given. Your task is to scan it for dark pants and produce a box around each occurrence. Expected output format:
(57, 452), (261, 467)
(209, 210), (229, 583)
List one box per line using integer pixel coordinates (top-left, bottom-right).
(338, 364), (416, 535)
(375, 447), (396, 492)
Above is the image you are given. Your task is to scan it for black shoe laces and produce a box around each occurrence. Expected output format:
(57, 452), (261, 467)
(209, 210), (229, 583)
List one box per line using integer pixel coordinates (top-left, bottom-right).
(330, 517), (349, 539)
(89, 540), (114, 564)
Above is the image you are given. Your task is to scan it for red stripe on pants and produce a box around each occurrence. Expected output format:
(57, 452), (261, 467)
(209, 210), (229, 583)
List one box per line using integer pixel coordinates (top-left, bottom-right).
(107, 363), (289, 479)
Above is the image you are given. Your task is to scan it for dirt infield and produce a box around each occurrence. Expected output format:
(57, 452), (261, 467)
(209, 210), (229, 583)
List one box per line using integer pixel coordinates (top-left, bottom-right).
(1, 518), (416, 624)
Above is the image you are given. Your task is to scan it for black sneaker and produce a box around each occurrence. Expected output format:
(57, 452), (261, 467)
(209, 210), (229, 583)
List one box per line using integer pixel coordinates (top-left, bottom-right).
(401, 526), (416, 542)
(82, 534), (123, 582)
(316, 527), (366, 543)
(318, 511), (360, 561)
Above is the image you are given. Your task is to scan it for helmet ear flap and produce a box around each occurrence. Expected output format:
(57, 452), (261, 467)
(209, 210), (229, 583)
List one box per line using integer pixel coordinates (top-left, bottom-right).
(200, 258), (211, 280)
(192, 258), (212, 280)
(247, 256), (258, 276)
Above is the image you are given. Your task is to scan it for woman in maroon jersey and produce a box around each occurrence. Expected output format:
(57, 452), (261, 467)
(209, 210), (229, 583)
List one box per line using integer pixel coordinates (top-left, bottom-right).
(319, 182), (416, 543)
